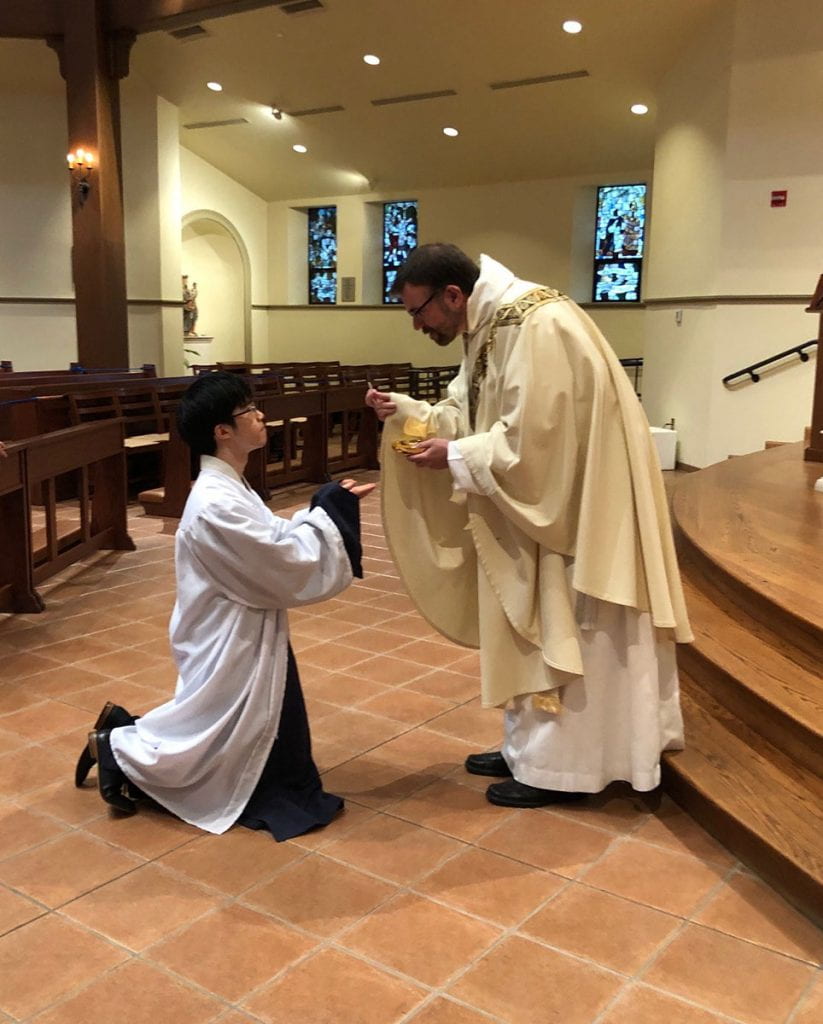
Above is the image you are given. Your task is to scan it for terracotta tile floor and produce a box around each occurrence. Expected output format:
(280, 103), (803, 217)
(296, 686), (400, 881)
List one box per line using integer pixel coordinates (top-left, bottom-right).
(0, 477), (821, 1024)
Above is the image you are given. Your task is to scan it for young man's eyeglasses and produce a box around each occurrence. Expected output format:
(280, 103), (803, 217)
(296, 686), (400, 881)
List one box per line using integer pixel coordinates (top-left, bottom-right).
(231, 403), (258, 418)
(407, 290), (440, 319)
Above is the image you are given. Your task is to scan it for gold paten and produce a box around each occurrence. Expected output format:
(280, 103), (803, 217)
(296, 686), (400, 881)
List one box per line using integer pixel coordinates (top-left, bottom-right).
(532, 692), (562, 714)
(391, 416), (431, 454)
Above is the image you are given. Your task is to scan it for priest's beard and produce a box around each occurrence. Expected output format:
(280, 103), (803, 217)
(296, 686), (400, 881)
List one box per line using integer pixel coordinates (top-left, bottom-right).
(422, 309), (463, 347)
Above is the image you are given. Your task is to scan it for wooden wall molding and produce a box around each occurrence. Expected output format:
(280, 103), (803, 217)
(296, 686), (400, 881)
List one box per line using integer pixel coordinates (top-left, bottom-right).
(645, 294), (812, 307)
(0, 297), (181, 307)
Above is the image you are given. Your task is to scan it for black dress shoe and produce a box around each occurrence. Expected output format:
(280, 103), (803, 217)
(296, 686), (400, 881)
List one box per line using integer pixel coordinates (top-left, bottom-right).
(87, 730), (136, 814)
(485, 779), (586, 808)
(75, 702), (136, 787)
(465, 751), (512, 778)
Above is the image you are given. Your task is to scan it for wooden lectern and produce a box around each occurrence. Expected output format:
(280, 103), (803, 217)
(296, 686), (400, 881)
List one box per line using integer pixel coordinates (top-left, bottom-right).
(805, 274), (823, 463)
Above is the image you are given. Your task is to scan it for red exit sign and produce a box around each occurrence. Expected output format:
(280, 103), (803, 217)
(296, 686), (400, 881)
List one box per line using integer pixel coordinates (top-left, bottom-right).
(771, 190), (788, 207)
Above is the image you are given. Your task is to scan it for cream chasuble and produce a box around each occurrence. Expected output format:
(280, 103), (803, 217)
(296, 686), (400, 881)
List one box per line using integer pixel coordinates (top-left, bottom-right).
(381, 256), (692, 711)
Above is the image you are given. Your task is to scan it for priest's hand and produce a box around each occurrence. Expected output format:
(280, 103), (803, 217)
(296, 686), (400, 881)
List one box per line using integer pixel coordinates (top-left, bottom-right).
(340, 478), (377, 499)
(365, 388), (396, 421)
(406, 437), (449, 470)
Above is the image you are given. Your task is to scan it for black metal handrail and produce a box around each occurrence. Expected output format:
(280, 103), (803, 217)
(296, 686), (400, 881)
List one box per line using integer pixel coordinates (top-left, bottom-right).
(723, 339), (817, 386)
(620, 356), (643, 396)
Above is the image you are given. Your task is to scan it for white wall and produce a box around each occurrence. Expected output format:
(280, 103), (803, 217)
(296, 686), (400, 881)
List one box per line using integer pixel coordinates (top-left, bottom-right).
(181, 148), (267, 363)
(268, 307), (459, 366)
(182, 220), (245, 364)
(644, 304), (815, 465)
(645, 2), (733, 301)
(265, 171), (651, 366)
(121, 86), (186, 374)
(642, 0), (822, 464)
(0, 77), (650, 377)
(0, 88), (77, 368)
(121, 80), (166, 371)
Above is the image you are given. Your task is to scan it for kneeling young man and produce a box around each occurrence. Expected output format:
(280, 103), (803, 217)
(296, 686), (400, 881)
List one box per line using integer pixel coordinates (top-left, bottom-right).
(77, 371), (374, 839)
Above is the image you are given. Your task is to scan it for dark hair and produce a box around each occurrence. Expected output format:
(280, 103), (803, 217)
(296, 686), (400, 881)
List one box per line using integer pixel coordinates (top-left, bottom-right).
(176, 371), (252, 457)
(390, 243), (480, 297)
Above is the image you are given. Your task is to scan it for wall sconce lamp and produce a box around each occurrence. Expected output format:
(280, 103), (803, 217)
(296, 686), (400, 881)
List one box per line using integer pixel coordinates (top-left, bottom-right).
(67, 148), (95, 205)
(271, 106), (283, 120)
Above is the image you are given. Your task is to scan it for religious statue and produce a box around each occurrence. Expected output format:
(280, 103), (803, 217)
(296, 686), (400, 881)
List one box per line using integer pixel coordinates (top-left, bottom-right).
(183, 275), (199, 337)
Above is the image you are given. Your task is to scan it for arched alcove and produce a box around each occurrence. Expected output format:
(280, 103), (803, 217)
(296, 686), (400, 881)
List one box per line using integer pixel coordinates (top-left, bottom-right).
(181, 210), (252, 363)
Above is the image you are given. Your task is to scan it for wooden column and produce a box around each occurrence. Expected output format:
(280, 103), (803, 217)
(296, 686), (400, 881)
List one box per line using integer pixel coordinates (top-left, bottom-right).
(50, 1), (134, 368)
(804, 274), (823, 463)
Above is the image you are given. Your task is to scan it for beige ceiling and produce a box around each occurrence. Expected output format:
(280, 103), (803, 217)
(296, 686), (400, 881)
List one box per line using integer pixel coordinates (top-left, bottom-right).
(4, 0), (723, 202)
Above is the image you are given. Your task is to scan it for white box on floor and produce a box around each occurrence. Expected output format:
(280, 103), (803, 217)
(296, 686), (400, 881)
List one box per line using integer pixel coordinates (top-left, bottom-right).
(650, 427), (677, 470)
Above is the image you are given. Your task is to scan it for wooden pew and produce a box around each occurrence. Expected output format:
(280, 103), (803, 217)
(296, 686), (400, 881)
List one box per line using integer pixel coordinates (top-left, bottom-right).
(325, 384), (379, 475)
(0, 363), (157, 377)
(191, 361), (342, 377)
(0, 421), (135, 613)
(410, 365), (459, 401)
(0, 440), (42, 612)
(0, 377), (192, 497)
(0, 365), (157, 385)
(0, 376), (193, 439)
(0, 396), (41, 443)
(139, 385), (373, 519)
(137, 415), (198, 519)
(68, 387), (168, 448)
(247, 390), (327, 499)
(342, 363), (412, 388)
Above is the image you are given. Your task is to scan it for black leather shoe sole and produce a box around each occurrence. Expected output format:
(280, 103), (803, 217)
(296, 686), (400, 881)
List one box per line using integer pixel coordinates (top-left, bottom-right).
(464, 751), (512, 778)
(88, 730), (136, 814)
(75, 702), (136, 787)
(485, 779), (586, 808)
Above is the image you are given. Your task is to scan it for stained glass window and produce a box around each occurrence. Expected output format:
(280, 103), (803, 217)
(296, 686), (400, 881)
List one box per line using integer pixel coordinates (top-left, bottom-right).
(592, 184), (646, 303)
(382, 200), (418, 303)
(308, 206), (337, 304)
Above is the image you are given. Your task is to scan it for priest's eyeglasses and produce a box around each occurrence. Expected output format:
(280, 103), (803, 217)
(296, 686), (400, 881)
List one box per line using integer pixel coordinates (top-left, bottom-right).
(407, 290), (440, 319)
(232, 403), (258, 418)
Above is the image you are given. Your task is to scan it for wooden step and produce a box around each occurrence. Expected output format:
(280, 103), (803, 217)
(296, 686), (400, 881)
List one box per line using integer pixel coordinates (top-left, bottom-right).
(663, 676), (823, 927)
(679, 565), (823, 778)
(672, 443), (823, 658)
(765, 427), (813, 447)
(667, 445), (823, 927)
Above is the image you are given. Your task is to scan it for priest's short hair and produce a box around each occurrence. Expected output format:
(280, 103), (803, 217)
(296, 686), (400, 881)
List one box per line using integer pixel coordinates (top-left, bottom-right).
(391, 243), (480, 298)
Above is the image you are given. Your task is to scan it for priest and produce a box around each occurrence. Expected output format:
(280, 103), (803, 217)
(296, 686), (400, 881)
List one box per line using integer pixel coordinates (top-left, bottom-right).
(78, 371), (374, 839)
(367, 244), (692, 808)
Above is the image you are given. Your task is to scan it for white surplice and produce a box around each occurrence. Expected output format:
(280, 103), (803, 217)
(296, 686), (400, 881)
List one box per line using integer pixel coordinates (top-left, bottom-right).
(110, 455), (353, 833)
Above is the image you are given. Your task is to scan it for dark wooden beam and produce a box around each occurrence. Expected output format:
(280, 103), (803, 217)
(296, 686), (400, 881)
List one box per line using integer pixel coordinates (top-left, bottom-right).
(106, 0), (280, 34)
(0, 0), (279, 41)
(0, 1), (62, 39)
(59, 0), (132, 368)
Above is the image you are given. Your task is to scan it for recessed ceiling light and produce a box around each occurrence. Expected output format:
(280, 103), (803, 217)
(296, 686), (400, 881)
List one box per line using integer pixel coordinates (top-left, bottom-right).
(293, 144), (307, 154)
(206, 81), (223, 92)
(443, 126), (459, 137)
(562, 20), (583, 34)
(363, 54), (381, 66)
(631, 103), (649, 115)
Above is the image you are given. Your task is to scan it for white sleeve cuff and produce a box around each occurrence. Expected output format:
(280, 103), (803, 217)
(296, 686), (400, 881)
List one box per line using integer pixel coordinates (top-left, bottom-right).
(447, 440), (481, 493)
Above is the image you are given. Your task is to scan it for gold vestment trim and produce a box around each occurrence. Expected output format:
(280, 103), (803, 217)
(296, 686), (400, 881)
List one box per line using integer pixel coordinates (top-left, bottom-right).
(469, 287), (567, 428)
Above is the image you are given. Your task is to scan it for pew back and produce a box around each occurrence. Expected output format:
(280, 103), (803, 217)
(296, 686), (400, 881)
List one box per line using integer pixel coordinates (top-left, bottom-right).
(0, 421), (134, 613)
